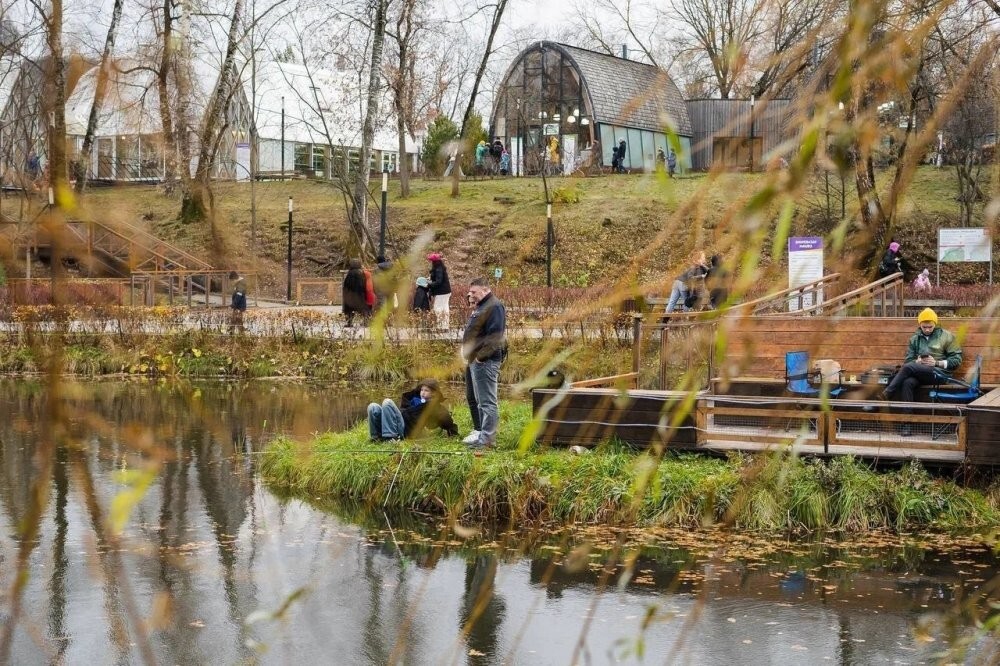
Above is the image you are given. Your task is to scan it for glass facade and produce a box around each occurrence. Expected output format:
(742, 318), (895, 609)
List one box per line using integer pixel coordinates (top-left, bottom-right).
(492, 43), (688, 175)
(492, 45), (591, 175)
(599, 124), (691, 172)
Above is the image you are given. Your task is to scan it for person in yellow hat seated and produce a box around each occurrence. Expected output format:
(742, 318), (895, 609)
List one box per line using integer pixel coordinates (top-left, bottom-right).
(884, 307), (963, 409)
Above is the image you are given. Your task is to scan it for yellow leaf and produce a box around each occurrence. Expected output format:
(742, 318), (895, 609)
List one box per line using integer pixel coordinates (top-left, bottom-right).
(109, 468), (157, 533)
(192, 348), (202, 358)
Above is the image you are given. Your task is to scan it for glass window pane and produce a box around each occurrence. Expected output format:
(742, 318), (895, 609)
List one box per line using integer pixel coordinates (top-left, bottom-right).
(600, 124), (615, 166)
(627, 128), (642, 169)
(294, 144), (310, 173)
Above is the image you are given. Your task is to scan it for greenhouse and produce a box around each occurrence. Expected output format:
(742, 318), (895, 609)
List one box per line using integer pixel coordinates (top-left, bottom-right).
(490, 42), (693, 175)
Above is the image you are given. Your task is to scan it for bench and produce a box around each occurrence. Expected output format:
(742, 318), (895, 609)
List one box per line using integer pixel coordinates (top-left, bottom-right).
(715, 316), (1000, 388)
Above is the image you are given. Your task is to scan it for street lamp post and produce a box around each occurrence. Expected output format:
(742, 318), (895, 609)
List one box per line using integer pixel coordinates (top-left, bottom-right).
(546, 202), (553, 288)
(378, 168), (388, 260)
(286, 197), (293, 302)
(280, 96), (285, 180)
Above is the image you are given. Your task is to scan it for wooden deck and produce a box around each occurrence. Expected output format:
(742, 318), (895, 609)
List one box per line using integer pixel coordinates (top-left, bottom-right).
(533, 387), (1000, 466)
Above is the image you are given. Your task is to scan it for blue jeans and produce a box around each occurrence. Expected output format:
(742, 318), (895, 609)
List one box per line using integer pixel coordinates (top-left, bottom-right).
(469, 359), (500, 446)
(465, 365), (481, 431)
(666, 279), (687, 312)
(368, 399), (405, 440)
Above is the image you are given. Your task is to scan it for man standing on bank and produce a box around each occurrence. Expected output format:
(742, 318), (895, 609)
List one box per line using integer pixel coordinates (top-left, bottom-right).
(883, 308), (962, 434)
(461, 278), (507, 449)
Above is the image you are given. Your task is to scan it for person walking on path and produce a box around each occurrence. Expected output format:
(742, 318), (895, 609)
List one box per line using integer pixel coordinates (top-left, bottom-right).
(461, 279), (507, 449)
(342, 258), (369, 327)
(878, 241), (905, 278)
(667, 149), (677, 178)
(228, 271), (247, 333)
(427, 252), (452, 329)
(367, 379), (459, 441)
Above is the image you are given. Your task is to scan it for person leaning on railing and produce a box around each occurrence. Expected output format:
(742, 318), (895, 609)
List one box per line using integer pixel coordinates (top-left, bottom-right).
(883, 307), (962, 405)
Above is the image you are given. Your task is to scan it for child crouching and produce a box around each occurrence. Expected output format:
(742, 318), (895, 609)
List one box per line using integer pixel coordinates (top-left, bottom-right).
(368, 379), (459, 441)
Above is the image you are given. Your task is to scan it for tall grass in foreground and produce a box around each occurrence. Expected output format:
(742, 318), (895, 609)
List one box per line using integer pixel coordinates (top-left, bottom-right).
(260, 403), (1000, 533)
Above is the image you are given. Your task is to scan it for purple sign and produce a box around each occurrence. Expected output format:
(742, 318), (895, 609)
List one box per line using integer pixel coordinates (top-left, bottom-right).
(788, 237), (823, 252)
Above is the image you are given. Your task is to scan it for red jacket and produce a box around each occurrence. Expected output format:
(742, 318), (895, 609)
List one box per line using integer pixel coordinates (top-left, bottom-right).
(363, 269), (376, 307)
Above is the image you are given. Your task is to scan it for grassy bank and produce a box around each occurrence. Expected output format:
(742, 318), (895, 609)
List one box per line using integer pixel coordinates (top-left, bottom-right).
(0, 327), (632, 383)
(261, 402), (1000, 533)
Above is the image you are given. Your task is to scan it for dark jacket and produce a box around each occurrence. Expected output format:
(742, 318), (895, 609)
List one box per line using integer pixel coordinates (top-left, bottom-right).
(461, 292), (507, 363)
(412, 285), (432, 311)
(429, 261), (451, 296)
(904, 326), (962, 372)
(400, 382), (459, 437)
(878, 250), (904, 277)
(706, 256), (729, 308)
(342, 268), (369, 313)
(231, 277), (247, 311)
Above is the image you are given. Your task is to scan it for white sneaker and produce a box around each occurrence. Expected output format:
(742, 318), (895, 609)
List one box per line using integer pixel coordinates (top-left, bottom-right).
(462, 430), (481, 444)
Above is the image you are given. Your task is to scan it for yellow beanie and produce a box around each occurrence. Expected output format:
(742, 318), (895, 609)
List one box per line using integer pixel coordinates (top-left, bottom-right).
(918, 307), (938, 324)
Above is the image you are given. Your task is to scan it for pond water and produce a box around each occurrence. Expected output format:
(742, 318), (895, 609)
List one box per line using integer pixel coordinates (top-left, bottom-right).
(0, 378), (998, 664)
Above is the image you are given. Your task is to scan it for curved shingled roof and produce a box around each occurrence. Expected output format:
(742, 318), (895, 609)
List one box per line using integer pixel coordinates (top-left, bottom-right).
(554, 43), (692, 136)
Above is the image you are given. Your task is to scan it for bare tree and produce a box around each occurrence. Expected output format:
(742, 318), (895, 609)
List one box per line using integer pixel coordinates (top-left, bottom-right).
(567, 0), (664, 66)
(451, 0), (507, 197)
(73, 0), (126, 193)
(671, 0), (767, 99)
(386, 0), (421, 198)
(352, 0), (388, 255)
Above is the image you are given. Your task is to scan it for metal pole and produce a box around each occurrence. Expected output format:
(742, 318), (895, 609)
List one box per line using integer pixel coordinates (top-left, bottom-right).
(286, 197), (293, 302)
(546, 202), (553, 288)
(748, 95), (755, 173)
(280, 96), (285, 180)
(379, 168), (388, 260)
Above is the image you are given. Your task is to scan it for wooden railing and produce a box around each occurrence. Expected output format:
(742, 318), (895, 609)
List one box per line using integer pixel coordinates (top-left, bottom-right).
(66, 219), (213, 274)
(130, 270), (257, 307)
(780, 273), (904, 317)
(296, 277), (344, 305)
(738, 273), (843, 315)
(1, 278), (147, 306)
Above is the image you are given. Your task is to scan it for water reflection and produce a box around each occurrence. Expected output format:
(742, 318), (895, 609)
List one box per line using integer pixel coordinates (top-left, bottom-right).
(0, 379), (997, 664)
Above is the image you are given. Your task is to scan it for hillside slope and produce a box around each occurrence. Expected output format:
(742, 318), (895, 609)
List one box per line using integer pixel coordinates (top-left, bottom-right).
(73, 166), (995, 297)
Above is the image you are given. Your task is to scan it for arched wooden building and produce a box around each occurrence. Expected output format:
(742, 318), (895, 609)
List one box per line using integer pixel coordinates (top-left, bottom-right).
(490, 42), (693, 175)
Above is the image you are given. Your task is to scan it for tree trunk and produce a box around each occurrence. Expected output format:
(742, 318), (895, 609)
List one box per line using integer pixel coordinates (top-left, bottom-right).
(352, 0), (388, 258)
(74, 0), (125, 193)
(46, 0), (67, 205)
(157, 0), (179, 191)
(396, 112), (409, 197)
(185, 0), (245, 234)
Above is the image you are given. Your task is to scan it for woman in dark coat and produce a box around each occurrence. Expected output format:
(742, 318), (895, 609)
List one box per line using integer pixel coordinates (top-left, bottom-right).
(342, 258), (369, 326)
(878, 241), (905, 278)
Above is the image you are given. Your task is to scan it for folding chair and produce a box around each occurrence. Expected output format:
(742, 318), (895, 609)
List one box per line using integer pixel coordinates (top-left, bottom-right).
(785, 351), (844, 398)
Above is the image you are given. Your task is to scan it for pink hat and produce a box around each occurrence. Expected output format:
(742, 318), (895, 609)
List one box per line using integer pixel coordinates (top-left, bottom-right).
(427, 252), (442, 262)
(889, 242), (900, 252)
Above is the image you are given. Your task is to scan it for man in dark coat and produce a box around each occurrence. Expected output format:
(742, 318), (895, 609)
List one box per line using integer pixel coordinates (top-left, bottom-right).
(461, 278), (507, 449)
(342, 258), (369, 327)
